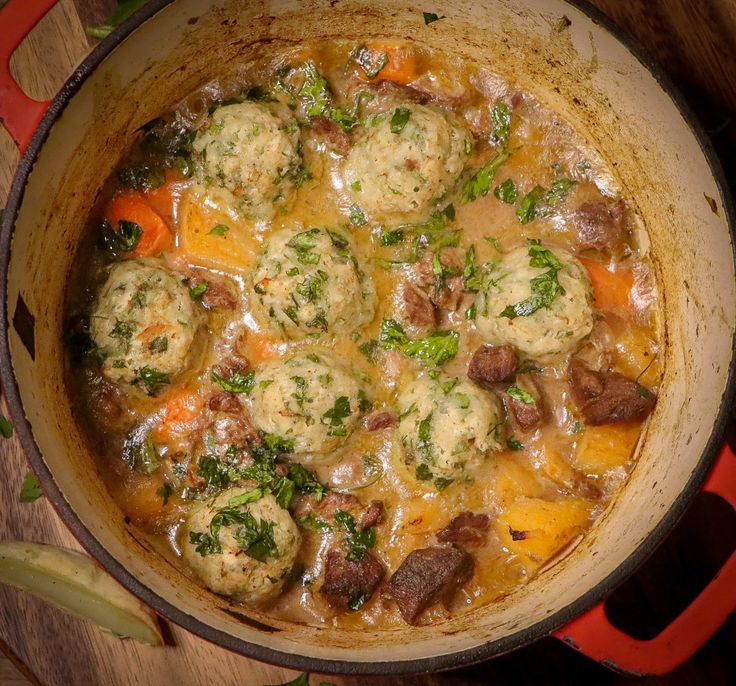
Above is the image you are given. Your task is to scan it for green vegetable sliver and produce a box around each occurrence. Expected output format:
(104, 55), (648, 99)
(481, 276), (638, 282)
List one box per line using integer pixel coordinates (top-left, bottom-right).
(0, 542), (162, 646)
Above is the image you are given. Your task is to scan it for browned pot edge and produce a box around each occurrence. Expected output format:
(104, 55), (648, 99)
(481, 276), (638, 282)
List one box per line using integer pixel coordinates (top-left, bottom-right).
(0, 0), (735, 676)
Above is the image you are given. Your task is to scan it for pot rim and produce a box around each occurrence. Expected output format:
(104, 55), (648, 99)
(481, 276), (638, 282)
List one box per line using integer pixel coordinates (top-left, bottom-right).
(1, 0), (735, 676)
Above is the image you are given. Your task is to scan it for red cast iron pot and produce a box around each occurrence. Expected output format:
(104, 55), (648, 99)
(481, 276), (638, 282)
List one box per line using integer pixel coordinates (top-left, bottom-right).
(1, 0), (735, 677)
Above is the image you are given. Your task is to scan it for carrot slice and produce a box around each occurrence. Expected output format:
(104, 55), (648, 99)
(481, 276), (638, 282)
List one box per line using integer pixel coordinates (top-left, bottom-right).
(243, 332), (279, 364)
(359, 42), (418, 85)
(104, 192), (172, 257)
(580, 257), (633, 312)
(156, 388), (203, 443)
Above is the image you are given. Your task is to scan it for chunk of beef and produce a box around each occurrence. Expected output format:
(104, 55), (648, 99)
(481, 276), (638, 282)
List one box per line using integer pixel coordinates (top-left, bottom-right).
(314, 492), (362, 521)
(505, 379), (545, 432)
(358, 500), (386, 530)
(363, 409), (398, 432)
(320, 549), (385, 611)
(415, 249), (465, 312)
(385, 546), (474, 624)
(573, 200), (628, 255)
(436, 512), (490, 545)
(467, 345), (519, 388)
(569, 358), (656, 425)
(185, 270), (236, 310)
(208, 391), (241, 414)
(209, 412), (259, 450)
(309, 116), (351, 155)
(403, 282), (437, 328)
(211, 355), (250, 382)
(370, 80), (432, 104)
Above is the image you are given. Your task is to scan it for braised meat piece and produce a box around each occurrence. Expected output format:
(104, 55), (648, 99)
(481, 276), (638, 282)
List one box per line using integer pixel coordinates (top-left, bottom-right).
(385, 547), (474, 624)
(415, 249), (465, 312)
(573, 200), (628, 255)
(467, 345), (519, 388)
(208, 391), (241, 414)
(569, 358), (656, 425)
(309, 116), (352, 155)
(358, 500), (386, 530)
(369, 80), (432, 104)
(320, 549), (385, 611)
(505, 379), (545, 432)
(314, 491), (362, 521)
(363, 409), (398, 432)
(436, 512), (490, 545)
(403, 282), (437, 328)
(185, 270), (236, 310)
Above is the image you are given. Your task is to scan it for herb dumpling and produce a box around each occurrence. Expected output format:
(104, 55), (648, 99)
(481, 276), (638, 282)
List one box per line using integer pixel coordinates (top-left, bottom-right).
(192, 101), (302, 220)
(397, 375), (504, 485)
(247, 351), (369, 461)
(474, 242), (594, 361)
(182, 490), (300, 604)
(90, 259), (201, 390)
(342, 103), (472, 222)
(250, 227), (376, 339)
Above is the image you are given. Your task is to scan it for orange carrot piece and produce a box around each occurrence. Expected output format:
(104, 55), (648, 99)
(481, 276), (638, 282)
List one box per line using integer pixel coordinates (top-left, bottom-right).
(104, 192), (172, 257)
(361, 42), (418, 85)
(580, 257), (633, 312)
(243, 332), (279, 364)
(156, 388), (203, 443)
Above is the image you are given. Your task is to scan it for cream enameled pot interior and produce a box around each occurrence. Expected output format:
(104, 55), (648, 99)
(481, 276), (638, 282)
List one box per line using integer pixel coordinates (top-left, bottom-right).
(5, 0), (735, 666)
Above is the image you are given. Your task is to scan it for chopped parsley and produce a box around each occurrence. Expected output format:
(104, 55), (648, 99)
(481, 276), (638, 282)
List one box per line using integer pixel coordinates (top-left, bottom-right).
(211, 369), (256, 394)
(423, 11), (446, 24)
(402, 330), (460, 367)
(322, 396), (352, 436)
(349, 204), (368, 226)
(209, 223), (229, 236)
(189, 282), (208, 300)
(390, 107), (411, 133)
(461, 149), (511, 202)
(190, 505), (279, 562)
(296, 513), (332, 532)
(490, 102), (511, 146)
(117, 164), (165, 192)
(122, 431), (160, 474)
(380, 229), (404, 246)
(149, 335), (168, 353)
(507, 386), (536, 404)
(494, 178), (518, 204)
(100, 219), (142, 259)
(507, 437), (524, 451)
(295, 270), (328, 303)
(500, 240), (566, 319)
(378, 319), (459, 367)
(287, 227), (321, 264)
(351, 46), (389, 79)
(19, 471), (42, 503)
(0, 414), (12, 439)
(298, 62), (356, 132)
(516, 179), (576, 223)
(133, 366), (170, 396)
(334, 510), (376, 562)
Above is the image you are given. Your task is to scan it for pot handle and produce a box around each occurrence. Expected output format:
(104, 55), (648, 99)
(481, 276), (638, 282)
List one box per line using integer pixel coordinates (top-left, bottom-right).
(0, 0), (59, 152)
(553, 442), (736, 676)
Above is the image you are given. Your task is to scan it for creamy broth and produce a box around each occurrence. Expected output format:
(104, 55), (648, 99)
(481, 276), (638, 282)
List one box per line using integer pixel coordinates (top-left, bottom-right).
(65, 40), (660, 628)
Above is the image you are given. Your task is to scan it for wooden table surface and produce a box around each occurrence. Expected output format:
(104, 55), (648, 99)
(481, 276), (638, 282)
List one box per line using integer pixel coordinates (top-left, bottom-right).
(1, 1), (734, 684)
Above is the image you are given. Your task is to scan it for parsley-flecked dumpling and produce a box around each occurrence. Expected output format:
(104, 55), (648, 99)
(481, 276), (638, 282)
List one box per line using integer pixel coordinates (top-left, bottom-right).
(89, 259), (201, 389)
(182, 490), (300, 604)
(474, 241), (594, 361)
(397, 374), (504, 485)
(342, 103), (472, 222)
(192, 101), (302, 220)
(250, 227), (376, 339)
(247, 351), (369, 461)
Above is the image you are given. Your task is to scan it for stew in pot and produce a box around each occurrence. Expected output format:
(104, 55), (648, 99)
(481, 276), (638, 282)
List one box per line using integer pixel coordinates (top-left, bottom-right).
(64, 39), (660, 627)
